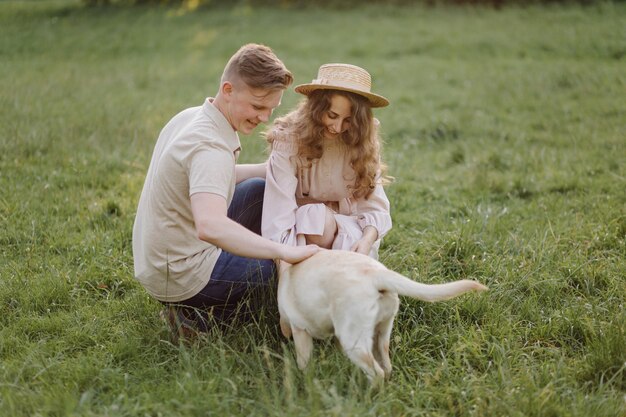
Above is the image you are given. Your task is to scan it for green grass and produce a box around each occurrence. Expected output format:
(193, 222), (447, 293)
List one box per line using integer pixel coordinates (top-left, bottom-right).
(1, 1), (625, 415)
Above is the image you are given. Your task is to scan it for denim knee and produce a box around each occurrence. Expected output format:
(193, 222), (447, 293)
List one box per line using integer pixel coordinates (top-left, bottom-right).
(239, 177), (265, 201)
(229, 178), (266, 233)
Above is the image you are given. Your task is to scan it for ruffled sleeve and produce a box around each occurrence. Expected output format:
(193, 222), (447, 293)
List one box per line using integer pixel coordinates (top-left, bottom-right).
(355, 175), (392, 240)
(261, 128), (300, 246)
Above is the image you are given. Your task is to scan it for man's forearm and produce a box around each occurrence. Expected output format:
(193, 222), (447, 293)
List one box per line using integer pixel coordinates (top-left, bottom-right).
(190, 191), (318, 264)
(197, 215), (283, 259)
(235, 163), (267, 183)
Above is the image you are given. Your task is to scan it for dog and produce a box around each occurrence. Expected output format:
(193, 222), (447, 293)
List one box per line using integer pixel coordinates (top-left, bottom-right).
(277, 249), (488, 382)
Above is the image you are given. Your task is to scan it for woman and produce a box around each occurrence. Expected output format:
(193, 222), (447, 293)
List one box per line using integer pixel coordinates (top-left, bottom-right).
(262, 63), (392, 259)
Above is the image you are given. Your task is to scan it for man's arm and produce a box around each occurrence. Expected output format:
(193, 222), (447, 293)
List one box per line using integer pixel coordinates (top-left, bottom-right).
(190, 192), (318, 263)
(235, 162), (267, 183)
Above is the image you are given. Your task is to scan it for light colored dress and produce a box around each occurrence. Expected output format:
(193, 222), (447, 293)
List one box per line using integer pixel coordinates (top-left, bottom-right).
(261, 126), (392, 259)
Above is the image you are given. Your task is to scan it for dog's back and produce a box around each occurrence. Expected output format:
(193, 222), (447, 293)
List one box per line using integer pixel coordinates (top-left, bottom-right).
(288, 250), (486, 301)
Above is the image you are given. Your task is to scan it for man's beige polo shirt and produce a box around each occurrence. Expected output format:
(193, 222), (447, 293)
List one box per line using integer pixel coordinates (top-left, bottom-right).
(132, 98), (240, 302)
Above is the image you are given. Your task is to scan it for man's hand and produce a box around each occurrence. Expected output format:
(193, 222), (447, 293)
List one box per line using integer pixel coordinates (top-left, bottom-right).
(279, 244), (320, 264)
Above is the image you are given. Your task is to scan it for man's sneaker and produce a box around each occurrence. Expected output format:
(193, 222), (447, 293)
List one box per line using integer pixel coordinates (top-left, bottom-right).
(159, 306), (201, 342)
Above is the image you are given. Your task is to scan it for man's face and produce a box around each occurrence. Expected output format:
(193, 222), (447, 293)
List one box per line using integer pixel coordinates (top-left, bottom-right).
(225, 83), (283, 134)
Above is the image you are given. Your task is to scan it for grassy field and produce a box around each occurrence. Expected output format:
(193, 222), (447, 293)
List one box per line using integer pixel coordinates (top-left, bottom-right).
(1, 0), (625, 415)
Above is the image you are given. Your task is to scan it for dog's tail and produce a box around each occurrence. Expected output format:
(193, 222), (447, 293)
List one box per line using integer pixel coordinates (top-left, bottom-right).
(375, 270), (487, 302)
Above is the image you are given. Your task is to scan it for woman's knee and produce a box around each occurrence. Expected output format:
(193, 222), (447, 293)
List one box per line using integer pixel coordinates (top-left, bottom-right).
(305, 207), (337, 248)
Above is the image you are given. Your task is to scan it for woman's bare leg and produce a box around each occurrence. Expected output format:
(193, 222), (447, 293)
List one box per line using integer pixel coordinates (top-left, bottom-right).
(304, 207), (337, 249)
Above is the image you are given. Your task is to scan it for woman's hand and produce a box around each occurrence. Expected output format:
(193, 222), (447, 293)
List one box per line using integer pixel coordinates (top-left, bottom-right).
(350, 225), (378, 255)
(351, 238), (374, 255)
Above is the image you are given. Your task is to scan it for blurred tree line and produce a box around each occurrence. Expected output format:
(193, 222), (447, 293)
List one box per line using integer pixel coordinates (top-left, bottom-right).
(81, 0), (610, 7)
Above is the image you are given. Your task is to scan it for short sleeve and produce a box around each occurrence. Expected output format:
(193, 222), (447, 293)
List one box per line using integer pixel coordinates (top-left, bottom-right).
(188, 144), (234, 199)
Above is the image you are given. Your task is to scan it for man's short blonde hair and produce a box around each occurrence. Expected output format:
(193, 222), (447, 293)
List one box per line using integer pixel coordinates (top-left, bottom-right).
(222, 43), (293, 91)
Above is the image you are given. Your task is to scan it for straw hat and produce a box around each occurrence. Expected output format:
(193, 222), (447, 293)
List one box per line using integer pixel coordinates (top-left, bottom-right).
(294, 63), (389, 108)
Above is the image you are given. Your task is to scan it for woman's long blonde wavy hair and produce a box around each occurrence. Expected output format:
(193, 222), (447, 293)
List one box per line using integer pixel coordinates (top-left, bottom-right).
(266, 90), (390, 199)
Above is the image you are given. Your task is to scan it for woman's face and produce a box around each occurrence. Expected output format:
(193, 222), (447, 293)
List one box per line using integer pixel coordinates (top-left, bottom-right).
(321, 94), (352, 139)
(224, 82), (283, 134)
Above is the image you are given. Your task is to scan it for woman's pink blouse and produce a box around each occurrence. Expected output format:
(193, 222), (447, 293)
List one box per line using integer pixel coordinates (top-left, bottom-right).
(261, 127), (392, 253)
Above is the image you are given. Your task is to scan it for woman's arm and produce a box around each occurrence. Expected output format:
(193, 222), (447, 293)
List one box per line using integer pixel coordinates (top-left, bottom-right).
(262, 139), (300, 245)
(350, 180), (392, 254)
(350, 225), (379, 255)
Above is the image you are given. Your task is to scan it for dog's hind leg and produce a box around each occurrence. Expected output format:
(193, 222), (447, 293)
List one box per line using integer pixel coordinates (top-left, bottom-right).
(373, 317), (394, 379)
(343, 341), (385, 382)
(374, 295), (398, 379)
(292, 326), (313, 370)
(280, 317), (292, 338)
(337, 328), (385, 382)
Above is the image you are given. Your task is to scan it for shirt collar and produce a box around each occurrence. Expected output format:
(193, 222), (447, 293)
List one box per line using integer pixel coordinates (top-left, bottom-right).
(203, 97), (241, 153)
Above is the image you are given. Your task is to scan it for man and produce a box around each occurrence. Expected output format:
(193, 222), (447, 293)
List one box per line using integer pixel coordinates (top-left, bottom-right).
(132, 44), (318, 335)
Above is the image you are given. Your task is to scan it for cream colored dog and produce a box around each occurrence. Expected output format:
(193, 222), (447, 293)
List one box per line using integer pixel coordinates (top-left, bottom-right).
(278, 249), (488, 382)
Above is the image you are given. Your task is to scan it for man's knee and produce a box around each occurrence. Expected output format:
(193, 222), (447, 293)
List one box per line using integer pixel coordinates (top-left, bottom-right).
(230, 178), (266, 230)
(248, 258), (276, 285)
(238, 177), (265, 201)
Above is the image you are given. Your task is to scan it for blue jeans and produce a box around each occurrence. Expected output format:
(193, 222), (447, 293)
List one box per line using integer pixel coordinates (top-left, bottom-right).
(171, 178), (276, 329)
